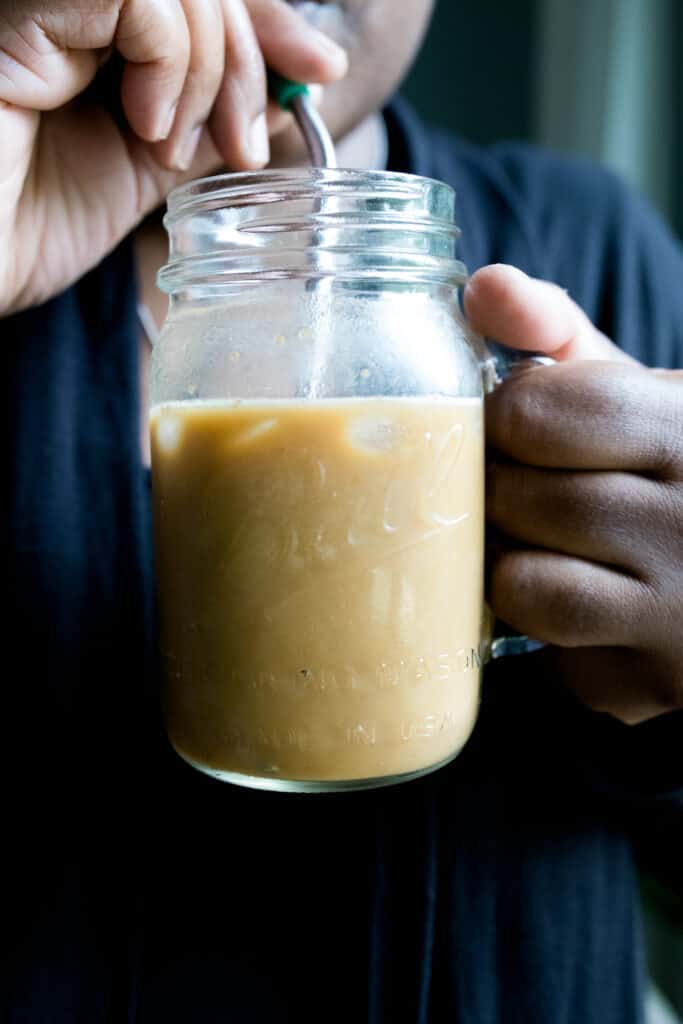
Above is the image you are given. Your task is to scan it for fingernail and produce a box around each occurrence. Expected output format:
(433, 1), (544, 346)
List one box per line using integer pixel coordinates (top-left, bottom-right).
(155, 100), (178, 142)
(175, 125), (202, 171)
(248, 113), (269, 167)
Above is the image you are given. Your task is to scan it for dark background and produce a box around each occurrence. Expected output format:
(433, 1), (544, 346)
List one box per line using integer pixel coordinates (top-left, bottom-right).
(403, 0), (537, 146)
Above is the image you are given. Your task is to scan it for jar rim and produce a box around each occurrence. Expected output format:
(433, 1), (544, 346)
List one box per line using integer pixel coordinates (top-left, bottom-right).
(160, 168), (465, 295)
(165, 167), (456, 224)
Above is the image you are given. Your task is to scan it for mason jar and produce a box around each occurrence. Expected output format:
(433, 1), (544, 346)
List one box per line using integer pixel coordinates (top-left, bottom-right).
(150, 168), (509, 793)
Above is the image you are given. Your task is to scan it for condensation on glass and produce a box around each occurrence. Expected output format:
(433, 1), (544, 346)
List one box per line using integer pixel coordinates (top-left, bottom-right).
(150, 169), (493, 792)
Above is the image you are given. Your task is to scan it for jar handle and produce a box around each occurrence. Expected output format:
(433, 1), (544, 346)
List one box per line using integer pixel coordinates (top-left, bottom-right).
(480, 339), (556, 393)
(478, 339), (556, 662)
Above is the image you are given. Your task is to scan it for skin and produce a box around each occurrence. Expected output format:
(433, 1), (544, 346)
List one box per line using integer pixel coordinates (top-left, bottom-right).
(268, 0), (435, 166)
(1, 2), (681, 726)
(466, 266), (683, 725)
(0, 0), (433, 314)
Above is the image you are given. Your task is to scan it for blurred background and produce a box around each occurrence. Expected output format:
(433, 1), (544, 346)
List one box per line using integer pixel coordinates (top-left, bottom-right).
(403, 0), (681, 236)
(404, 3), (683, 1020)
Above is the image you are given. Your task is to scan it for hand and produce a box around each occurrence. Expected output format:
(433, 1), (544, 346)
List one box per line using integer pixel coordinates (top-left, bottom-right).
(465, 264), (683, 724)
(0, 0), (347, 315)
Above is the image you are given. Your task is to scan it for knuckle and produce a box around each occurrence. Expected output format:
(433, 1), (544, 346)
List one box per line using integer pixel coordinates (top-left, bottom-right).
(187, 34), (223, 82)
(238, 60), (267, 105)
(182, 62), (223, 109)
(636, 481), (683, 579)
(488, 464), (534, 523)
(653, 393), (683, 477)
(566, 474), (615, 535)
(155, 52), (188, 84)
(217, 59), (266, 124)
(224, 39), (266, 103)
(160, 4), (191, 61)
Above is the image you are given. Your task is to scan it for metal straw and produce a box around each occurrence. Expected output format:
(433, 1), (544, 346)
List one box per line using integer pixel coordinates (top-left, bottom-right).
(267, 70), (337, 168)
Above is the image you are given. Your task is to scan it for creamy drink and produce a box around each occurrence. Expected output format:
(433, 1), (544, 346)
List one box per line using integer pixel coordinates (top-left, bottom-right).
(150, 396), (484, 786)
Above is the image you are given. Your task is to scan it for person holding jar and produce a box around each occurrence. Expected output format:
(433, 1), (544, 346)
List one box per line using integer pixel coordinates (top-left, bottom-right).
(1, 2), (682, 1022)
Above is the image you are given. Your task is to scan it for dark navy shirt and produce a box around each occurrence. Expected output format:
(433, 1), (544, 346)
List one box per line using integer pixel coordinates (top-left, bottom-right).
(3, 99), (683, 1023)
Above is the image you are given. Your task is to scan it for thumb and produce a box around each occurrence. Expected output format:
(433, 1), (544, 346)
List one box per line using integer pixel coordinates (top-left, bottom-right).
(464, 264), (636, 363)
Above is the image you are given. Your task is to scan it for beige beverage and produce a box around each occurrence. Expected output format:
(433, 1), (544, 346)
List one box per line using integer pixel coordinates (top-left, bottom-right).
(150, 395), (485, 787)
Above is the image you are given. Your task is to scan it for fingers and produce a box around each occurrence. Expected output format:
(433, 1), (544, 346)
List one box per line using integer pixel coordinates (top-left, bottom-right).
(112, 117), (223, 223)
(486, 360), (683, 478)
(489, 548), (649, 649)
(464, 264), (635, 363)
(2, 0), (348, 171)
(0, 2), (194, 139)
(0, 4), (116, 109)
(152, 0), (226, 169)
(206, 0), (269, 170)
(144, 0), (348, 172)
(246, 0), (348, 83)
(207, 0), (347, 170)
(117, 0), (191, 142)
(487, 463), (682, 579)
(121, 0), (271, 168)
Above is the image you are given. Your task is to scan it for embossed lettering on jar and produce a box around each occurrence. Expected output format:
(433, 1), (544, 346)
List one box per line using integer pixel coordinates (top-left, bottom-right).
(150, 169), (485, 792)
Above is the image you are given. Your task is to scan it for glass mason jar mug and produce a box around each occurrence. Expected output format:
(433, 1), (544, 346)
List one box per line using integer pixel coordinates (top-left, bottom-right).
(150, 168), (528, 793)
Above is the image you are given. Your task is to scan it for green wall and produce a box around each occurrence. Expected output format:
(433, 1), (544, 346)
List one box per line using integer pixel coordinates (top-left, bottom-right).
(402, 0), (537, 145)
(403, 0), (682, 238)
